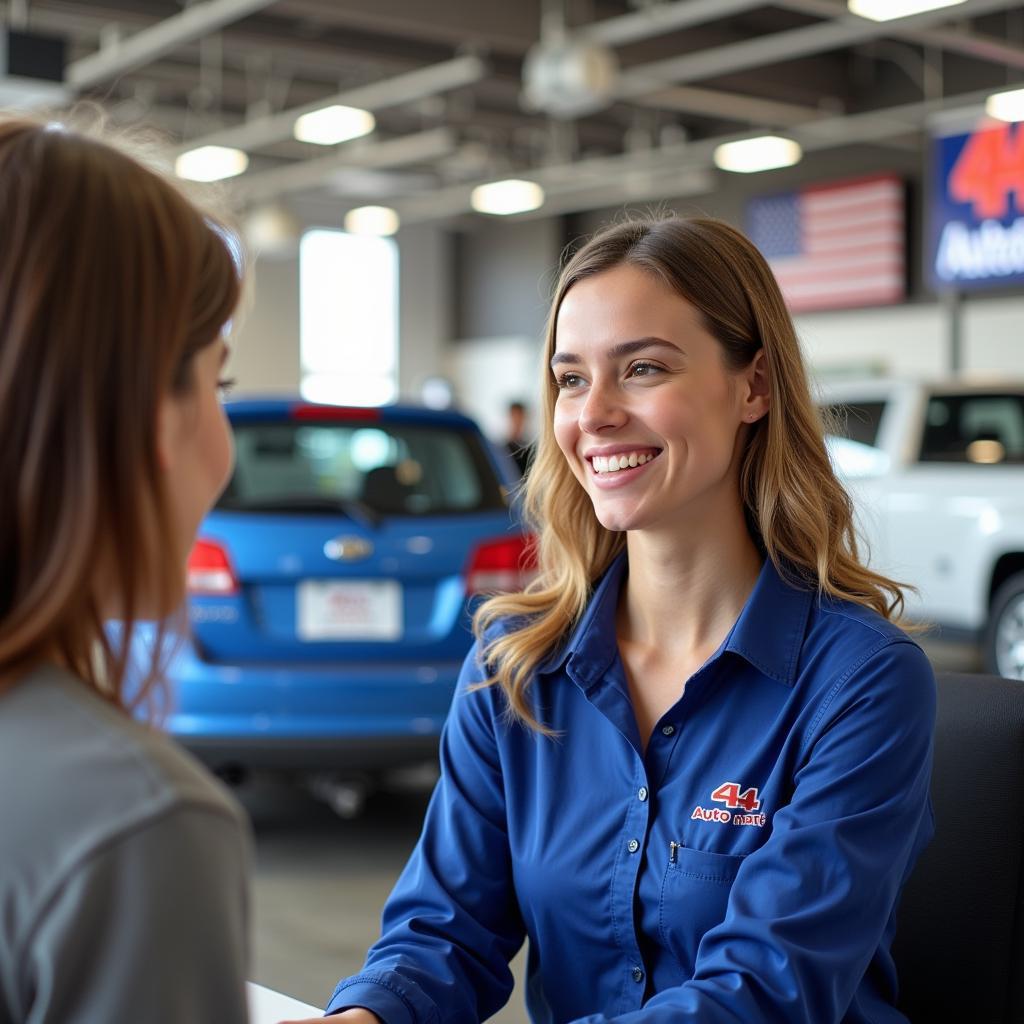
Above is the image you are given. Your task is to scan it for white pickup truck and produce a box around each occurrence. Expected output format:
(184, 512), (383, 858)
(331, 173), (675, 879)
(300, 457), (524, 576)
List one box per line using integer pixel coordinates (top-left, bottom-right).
(817, 378), (1024, 680)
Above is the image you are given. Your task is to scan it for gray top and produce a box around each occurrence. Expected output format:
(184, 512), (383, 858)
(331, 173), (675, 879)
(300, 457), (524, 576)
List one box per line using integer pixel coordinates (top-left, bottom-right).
(0, 665), (251, 1023)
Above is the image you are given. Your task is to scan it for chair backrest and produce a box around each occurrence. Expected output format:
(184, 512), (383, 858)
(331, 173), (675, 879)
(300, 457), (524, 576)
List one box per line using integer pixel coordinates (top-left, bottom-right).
(892, 671), (1024, 1023)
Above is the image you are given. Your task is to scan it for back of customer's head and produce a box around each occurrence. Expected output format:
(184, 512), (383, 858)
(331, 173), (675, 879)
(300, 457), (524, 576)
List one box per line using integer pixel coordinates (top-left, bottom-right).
(0, 116), (241, 707)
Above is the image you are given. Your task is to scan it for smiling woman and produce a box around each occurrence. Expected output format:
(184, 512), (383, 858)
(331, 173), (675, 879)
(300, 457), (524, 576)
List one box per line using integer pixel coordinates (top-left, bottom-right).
(306, 217), (936, 1024)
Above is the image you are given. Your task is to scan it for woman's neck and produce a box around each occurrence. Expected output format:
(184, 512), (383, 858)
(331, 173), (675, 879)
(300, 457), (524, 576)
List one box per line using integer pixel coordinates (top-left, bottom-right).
(618, 514), (764, 661)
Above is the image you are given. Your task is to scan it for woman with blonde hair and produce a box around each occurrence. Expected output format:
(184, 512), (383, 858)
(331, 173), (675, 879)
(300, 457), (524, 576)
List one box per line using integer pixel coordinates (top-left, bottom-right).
(0, 117), (250, 1022)
(301, 217), (934, 1024)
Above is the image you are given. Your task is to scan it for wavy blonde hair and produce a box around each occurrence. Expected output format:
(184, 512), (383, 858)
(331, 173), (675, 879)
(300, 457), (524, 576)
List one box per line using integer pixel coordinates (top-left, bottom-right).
(474, 216), (912, 733)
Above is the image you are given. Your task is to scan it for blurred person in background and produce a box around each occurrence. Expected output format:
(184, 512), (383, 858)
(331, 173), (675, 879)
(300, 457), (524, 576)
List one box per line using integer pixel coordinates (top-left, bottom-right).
(0, 115), (250, 1023)
(505, 399), (534, 476)
(284, 217), (934, 1024)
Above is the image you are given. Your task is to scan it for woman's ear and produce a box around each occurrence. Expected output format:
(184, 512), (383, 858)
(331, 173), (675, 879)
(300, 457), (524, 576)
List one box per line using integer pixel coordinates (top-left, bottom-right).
(743, 349), (770, 423)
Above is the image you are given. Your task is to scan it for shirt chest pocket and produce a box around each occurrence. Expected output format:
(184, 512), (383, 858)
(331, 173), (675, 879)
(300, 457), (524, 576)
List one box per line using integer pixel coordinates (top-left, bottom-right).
(658, 845), (746, 974)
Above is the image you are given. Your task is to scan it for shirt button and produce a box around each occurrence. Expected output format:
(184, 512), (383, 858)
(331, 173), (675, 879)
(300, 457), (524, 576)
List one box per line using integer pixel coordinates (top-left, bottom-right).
(632, 966), (645, 983)
(637, 787), (648, 802)
(627, 838), (639, 853)
(661, 725), (675, 736)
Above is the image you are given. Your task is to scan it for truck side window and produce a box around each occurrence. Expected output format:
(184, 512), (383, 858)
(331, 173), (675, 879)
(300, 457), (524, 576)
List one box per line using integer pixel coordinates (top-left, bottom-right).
(821, 401), (886, 448)
(919, 395), (1024, 464)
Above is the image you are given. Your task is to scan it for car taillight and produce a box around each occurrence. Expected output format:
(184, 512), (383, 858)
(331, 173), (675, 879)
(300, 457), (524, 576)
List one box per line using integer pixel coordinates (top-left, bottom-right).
(465, 534), (537, 595)
(187, 538), (238, 596)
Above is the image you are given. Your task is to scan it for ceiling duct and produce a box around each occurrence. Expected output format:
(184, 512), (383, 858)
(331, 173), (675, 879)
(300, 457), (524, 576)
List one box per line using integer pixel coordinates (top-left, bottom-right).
(0, 28), (67, 108)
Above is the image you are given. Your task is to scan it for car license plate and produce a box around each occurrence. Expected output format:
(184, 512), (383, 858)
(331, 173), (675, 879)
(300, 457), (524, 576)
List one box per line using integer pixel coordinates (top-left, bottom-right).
(296, 580), (402, 641)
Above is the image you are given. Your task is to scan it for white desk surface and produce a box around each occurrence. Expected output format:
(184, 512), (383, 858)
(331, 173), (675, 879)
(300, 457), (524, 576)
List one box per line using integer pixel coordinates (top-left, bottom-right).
(247, 981), (322, 1022)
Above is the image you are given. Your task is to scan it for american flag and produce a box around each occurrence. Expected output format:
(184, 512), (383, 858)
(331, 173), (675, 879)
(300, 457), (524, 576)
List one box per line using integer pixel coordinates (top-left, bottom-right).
(744, 174), (906, 313)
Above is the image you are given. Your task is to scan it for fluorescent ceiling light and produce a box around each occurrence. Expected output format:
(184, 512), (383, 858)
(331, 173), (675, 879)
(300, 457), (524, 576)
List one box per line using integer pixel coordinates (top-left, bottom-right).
(293, 105), (376, 146)
(713, 136), (802, 174)
(847, 0), (967, 21)
(175, 145), (248, 182)
(986, 86), (1024, 122)
(470, 178), (545, 215)
(344, 205), (401, 236)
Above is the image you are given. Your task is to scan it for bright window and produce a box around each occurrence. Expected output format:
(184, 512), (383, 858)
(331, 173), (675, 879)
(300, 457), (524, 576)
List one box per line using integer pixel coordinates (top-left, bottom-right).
(299, 229), (399, 406)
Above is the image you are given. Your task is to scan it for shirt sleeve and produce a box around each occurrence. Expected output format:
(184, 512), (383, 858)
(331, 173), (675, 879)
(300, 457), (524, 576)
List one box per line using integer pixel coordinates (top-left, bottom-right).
(569, 638), (936, 1024)
(326, 640), (525, 1024)
(20, 802), (251, 1024)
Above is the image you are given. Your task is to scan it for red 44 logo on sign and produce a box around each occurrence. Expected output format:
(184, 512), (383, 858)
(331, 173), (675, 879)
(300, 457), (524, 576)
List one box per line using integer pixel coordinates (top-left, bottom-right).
(710, 782), (761, 813)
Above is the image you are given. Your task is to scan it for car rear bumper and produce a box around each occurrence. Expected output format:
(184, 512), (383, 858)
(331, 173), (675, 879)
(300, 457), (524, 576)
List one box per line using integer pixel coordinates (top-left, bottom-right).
(147, 641), (464, 773)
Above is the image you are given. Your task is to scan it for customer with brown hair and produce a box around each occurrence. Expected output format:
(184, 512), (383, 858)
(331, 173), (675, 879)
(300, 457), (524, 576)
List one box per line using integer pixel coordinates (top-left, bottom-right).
(0, 116), (250, 1023)
(290, 216), (935, 1024)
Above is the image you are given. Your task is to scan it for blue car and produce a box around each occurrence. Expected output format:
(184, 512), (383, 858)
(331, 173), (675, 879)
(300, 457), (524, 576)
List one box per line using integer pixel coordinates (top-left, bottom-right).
(142, 399), (530, 791)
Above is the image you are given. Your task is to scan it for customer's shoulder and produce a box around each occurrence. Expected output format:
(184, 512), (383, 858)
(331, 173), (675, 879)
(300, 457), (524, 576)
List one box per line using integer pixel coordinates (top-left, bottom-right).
(0, 666), (244, 876)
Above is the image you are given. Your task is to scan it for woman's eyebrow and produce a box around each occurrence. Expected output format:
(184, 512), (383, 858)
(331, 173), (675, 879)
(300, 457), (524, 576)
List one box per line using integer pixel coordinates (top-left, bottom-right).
(219, 342), (232, 367)
(550, 336), (682, 369)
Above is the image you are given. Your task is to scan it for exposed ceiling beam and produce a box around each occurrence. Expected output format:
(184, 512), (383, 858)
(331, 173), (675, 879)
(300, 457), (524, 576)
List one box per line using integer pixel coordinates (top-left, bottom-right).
(775, 0), (1024, 72)
(635, 84), (825, 126)
(615, 0), (1023, 99)
(67, 0), (280, 90)
(233, 127), (456, 203)
(178, 55), (487, 154)
(578, 0), (767, 48)
(383, 78), (1019, 225)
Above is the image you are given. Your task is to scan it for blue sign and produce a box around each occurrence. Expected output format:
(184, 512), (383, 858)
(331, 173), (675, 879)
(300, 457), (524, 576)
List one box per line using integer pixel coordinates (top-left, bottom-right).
(929, 121), (1024, 291)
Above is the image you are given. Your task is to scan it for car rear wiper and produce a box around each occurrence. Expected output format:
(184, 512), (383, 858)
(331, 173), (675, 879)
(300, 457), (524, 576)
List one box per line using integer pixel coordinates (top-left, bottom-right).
(219, 495), (381, 527)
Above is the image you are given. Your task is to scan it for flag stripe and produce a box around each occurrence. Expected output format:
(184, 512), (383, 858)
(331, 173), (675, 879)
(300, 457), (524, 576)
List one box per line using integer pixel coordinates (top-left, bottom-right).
(745, 174), (906, 312)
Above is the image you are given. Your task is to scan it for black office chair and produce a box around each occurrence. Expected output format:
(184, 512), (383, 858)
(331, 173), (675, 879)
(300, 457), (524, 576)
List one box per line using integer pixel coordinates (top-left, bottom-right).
(892, 671), (1024, 1023)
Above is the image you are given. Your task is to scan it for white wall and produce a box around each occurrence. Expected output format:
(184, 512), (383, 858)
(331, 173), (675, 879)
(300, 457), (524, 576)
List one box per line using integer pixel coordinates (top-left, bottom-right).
(797, 294), (1024, 381)
(445, 335), (543, 441)
(230, 254), (302, 395)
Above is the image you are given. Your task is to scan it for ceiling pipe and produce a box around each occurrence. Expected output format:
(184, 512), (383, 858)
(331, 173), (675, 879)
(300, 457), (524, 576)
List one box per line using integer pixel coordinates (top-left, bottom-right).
(232, 127), (456, 203)
(775, 0), (1024, 72)
(177, 55), (487, 154)
(578, 0), (766, 47)
(67, 0), (279, 90)
(615, 0), (1023, 100)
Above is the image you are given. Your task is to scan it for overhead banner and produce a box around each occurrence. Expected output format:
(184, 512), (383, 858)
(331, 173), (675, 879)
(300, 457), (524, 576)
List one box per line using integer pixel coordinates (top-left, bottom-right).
(929, 119), (1024, 291)
(745, 174), (906, 313)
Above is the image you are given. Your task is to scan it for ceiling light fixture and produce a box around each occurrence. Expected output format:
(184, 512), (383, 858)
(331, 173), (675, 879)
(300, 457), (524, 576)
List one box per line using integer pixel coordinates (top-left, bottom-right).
(344, 205), (401, 236)
(293, 104), (376, 146)
(175, 145), (248, 182)
(847, 0), (967, 22)
(985, 86), (1024, 122)
(470, 178), (545, 215)
(713, 136), (802, 174)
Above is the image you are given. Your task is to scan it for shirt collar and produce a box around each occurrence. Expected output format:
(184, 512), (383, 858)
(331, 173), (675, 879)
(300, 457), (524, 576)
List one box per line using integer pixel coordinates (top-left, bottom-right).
(540, 550), (814, 689)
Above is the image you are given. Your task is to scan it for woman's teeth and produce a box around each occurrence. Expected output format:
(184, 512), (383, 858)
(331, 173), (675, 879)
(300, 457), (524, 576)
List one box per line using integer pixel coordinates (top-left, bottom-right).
(592, 452), (657, 474)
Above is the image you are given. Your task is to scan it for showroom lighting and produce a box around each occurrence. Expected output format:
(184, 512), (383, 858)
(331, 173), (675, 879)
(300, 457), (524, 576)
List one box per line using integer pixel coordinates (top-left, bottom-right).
(344, 205), (401, 236)
(713, 136), (802, 174)
(470, 178), (545, 215)
(293, 104), (376, 146)
(847, 0), (966, 21)
(986, 86), (1024, 122)
(175, 145), (248, 182)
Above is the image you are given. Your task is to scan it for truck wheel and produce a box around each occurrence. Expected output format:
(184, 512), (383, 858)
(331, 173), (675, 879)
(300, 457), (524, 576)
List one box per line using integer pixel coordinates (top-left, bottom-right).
(985, 571), (1024, 680)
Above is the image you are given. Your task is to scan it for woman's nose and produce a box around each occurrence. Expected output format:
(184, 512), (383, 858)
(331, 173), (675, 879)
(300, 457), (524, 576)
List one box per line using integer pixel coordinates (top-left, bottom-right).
(579, 380), (627, 434)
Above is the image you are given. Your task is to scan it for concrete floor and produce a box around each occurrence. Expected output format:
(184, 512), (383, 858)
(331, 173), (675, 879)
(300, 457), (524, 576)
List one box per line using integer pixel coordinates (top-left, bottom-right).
(245, 639), (982, 1022)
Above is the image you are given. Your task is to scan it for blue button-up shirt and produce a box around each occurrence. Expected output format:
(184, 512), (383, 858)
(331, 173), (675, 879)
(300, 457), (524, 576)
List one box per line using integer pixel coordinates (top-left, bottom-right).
(328, 554), (935, 1024)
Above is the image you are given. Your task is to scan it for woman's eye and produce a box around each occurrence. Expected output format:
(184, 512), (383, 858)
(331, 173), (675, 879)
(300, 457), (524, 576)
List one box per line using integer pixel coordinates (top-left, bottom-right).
(217, 377), (237, 396)
(555, 372), (584, 390)
(628, 361), (661, 378)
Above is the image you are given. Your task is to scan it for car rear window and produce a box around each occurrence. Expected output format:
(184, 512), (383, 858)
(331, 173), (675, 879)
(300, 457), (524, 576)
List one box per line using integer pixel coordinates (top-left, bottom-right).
(919, 394), (1024, 464)
(218, 419), (507, 516)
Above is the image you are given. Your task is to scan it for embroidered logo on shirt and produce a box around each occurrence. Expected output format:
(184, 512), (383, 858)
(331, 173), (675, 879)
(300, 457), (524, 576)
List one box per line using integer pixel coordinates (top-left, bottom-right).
(690, 781), (766, 828)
